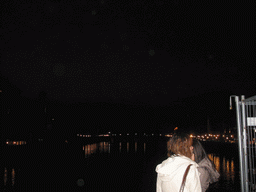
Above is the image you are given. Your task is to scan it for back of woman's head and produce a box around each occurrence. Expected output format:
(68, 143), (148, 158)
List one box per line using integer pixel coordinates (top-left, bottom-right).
(192, 139), (207, 164)
(167, 132), (192, 158)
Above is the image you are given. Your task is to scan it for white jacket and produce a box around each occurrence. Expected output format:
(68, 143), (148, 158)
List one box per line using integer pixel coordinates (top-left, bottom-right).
(156, 155), (202, 192)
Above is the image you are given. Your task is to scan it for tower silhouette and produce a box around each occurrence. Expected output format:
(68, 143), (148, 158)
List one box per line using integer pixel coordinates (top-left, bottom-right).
(207, 116), (211, 134)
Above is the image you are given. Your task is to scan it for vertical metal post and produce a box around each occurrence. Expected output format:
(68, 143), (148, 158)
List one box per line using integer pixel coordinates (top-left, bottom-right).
(241, 95), (250, 191)
(252, 100), (256, 190)
(235, 96), (245, 192)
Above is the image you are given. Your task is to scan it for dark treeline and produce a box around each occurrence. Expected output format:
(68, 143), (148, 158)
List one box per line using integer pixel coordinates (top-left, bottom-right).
(2, 94), (189, 141)
(2, 93), (234, 142)
(1, 75), (236, 143)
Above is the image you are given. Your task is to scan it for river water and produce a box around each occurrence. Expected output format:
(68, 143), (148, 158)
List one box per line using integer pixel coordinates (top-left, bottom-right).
(3, 137), (240, 192)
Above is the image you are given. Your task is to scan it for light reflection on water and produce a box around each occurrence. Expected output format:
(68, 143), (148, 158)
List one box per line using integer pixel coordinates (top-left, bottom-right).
(3, 167), (16, 187)
(208, 154), (220, 173)
(208, 153), (236, 184)
(12, 168), (15, 186)
(82, 141), (142, 158)
(4, 168), (7, 186)
(4, 140), (239, 191)
(83, 143), (97, 158)
(231, 160), (235, 181)
(104, 142), (108, 153)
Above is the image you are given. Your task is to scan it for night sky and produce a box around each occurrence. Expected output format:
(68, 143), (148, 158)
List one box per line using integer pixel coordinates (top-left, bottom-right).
(1, 0), (255, 133)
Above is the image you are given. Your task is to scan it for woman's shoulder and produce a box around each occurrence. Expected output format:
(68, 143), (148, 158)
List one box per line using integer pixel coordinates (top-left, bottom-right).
(198, 157), (213, 168)
(158, 155), (197, 166)
(199, 158), (220, 180)
(178, 155), (198, 163)
(156, 155), (199, 175)
(171, 155), (199, 168)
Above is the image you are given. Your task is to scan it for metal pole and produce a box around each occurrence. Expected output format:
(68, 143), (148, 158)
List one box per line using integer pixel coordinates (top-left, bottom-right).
(241, 95), (249, 192)
(234, 96), (245, 192)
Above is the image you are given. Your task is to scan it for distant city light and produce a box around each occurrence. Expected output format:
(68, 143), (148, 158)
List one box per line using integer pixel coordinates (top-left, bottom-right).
(149, 49), (155, 56)
(6, 140), (26, 145)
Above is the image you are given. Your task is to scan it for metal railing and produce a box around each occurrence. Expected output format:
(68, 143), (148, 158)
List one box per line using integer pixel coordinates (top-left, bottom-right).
(230, 95), (256, 192)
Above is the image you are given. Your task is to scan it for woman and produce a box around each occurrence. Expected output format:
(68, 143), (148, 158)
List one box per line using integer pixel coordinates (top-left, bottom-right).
(156, 132), (202, 192)
(191, 139), (220, 192)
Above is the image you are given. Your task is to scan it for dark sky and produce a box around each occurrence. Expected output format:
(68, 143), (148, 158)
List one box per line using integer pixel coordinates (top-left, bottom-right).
(1, 0), (255, 132)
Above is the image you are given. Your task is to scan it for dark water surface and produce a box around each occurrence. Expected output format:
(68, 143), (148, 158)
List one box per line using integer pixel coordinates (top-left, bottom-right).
(3, 138), (240, 192)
